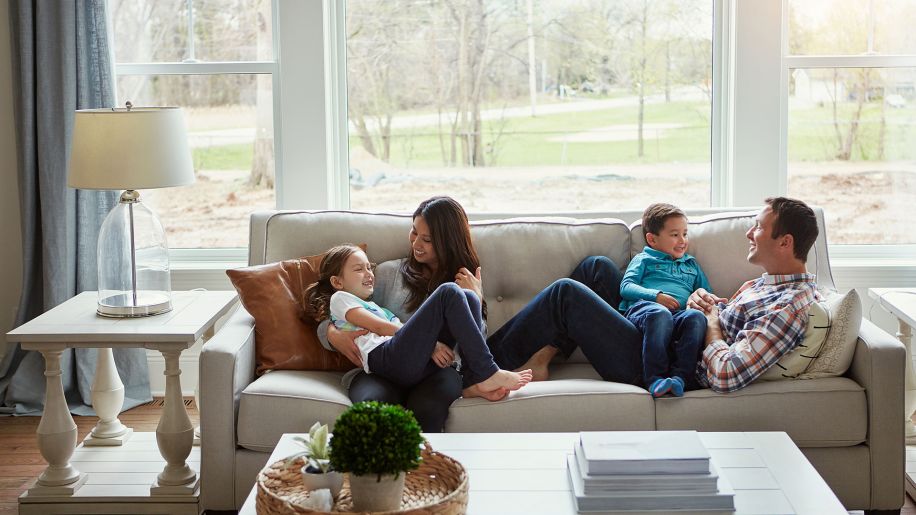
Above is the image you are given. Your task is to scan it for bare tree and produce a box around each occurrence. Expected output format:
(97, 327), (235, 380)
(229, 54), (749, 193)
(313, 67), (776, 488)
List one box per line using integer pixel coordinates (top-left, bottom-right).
(249, 0), (274, 188)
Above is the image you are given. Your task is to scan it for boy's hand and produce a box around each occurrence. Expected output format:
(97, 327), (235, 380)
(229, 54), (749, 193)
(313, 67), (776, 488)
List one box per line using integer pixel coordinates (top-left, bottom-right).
(656, 292), (680, 311)
(687, 288), (725, 313)
(431, 342), (455, 368)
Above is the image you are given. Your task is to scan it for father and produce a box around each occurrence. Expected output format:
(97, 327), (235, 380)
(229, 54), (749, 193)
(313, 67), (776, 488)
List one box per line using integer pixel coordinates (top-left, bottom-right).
(687, 197), (820, 393)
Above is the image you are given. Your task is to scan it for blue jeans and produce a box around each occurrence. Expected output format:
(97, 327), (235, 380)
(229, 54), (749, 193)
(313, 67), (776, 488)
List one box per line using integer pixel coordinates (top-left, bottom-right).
(486, 256), (643, 386)
(624, 300), (706, 390)
(368, 283), (499, 389)
(348, 367), (461, 432)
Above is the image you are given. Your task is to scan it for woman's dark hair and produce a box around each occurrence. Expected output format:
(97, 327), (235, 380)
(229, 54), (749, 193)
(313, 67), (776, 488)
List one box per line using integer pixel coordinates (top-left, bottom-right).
(400, 196), (484, 316)
(305, 244), (362, 322)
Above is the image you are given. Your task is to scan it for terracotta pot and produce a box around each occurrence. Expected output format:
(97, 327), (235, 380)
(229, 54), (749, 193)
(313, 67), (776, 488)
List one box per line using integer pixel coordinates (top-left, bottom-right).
(348, 472), (406, 512)
(300, 467), (344, 499)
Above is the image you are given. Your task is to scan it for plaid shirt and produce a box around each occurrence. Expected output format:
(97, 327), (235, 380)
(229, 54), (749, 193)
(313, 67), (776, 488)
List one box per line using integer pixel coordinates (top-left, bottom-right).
(697, 273), (819, 393)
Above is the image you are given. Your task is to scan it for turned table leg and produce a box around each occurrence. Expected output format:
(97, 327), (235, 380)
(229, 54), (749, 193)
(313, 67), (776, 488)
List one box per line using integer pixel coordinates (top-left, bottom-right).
(31, 348), (87, 494)
(151, 348), (197, 494)
(84, 347), (132, 446)
(898, 322), (916, 443)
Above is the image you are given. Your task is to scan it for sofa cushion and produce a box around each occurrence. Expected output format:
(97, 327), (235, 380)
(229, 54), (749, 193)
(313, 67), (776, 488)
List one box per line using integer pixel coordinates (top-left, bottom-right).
(759, 300), (830, 380)
(445, 364), (655, 432)
(799, 289), (862, 379)
(655, 377), (865, 447)
(238, 370), (350, 452)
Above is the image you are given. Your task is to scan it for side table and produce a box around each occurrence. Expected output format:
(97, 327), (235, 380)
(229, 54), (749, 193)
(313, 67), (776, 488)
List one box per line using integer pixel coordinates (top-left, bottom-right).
(6, 290), (237, 510)
(867, 288), (916, 500)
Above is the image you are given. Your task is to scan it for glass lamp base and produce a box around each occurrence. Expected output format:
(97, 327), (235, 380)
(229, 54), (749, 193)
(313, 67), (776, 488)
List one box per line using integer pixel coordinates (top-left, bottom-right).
(97, 292), (172, 318)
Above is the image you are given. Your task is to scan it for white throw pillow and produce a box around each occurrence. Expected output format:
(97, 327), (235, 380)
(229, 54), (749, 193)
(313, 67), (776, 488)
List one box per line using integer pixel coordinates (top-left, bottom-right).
(759, 301), (830, 380)
(798, 289), (862, 379)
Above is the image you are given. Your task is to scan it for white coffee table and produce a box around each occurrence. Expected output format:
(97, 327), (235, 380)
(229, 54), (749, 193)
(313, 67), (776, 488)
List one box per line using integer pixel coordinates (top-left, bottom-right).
(239, 432), (845, 514)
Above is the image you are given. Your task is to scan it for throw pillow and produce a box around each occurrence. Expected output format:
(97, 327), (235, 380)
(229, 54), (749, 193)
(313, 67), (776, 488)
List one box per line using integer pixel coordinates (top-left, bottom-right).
(798, 289), (862, 379)
(227, 248), (364, 375)
(759, 301), (830, 380)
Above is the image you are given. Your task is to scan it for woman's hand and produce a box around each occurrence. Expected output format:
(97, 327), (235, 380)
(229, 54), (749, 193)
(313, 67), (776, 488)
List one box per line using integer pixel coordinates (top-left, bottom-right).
(456, 266), (483, 299)
(431, 342), (455, 368)
(327, 324), (366, 367)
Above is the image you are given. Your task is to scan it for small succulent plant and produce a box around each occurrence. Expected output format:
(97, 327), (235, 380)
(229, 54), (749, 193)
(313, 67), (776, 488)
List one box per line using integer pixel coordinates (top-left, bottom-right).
(292, 421), (333, 473)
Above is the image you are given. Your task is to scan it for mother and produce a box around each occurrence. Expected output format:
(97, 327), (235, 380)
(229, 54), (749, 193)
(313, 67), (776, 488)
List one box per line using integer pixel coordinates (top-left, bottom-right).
(319, 196), (642, 431)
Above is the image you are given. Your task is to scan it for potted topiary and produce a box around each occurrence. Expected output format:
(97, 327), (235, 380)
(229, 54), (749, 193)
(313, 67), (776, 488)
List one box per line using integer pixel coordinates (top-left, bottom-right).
(291, 421), (343, 498)
(329, 401), (424, 512)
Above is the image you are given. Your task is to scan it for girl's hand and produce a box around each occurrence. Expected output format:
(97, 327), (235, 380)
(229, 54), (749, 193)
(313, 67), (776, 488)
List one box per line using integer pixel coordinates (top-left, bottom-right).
(456, 267), (483, 299)
(327, 324), (365, 367)
(431, 342), (455, 368)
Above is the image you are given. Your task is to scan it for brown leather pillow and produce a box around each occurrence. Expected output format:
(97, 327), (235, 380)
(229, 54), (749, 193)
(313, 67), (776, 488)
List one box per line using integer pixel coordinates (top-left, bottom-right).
(226, 249), (362, 375)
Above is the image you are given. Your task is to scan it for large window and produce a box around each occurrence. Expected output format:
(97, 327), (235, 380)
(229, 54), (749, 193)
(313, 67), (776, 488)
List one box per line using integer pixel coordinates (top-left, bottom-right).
(344, 0), (714, 213)
(786, 0), (916, 244)
(110, 0), (276, 248)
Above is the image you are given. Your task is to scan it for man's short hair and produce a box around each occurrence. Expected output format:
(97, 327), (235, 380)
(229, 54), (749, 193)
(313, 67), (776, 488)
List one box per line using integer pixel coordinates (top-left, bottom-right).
(765, 197), (818, 262)
(643, 203), (686, 236)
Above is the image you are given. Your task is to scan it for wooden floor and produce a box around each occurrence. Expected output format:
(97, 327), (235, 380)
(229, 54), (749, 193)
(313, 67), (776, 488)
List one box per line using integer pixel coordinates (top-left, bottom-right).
(0, 403), (913, 514)
(0, 399), (198, 515)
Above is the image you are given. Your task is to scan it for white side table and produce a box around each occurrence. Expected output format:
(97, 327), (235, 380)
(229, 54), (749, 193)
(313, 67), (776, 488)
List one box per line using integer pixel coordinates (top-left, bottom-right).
(6, 290), (237, 499)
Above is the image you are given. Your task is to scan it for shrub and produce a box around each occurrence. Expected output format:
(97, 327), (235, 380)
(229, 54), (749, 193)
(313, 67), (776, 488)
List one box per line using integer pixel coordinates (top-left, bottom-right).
(329, 401), (423, 479)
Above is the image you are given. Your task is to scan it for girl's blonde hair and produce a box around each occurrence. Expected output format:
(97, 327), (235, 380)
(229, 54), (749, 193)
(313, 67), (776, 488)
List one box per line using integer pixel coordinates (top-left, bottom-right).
(305, 244), (363, 322)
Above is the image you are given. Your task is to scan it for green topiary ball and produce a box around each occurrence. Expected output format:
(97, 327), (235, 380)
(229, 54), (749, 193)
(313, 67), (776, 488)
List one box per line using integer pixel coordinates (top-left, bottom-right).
(329, 401), (424, 479)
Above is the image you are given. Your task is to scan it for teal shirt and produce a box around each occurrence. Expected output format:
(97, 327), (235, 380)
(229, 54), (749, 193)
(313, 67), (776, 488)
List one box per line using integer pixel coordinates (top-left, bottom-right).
(619, 246), (712, 311)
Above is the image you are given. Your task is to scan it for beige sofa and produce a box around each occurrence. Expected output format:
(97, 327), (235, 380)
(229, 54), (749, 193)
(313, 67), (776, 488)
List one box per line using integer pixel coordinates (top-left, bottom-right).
(200, 208), (904, 512)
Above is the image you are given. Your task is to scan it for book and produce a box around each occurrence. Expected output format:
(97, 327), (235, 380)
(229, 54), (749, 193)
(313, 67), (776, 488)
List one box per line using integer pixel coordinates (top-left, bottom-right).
(567, 455), (735, 512)
(574, 441), (719, 495)
(578, 431), (710, 475)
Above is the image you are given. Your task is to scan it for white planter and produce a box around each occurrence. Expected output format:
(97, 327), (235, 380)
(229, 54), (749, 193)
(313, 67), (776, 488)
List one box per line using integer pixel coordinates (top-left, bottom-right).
(300, 467), (344, 499)
(348, 472), (406, 512)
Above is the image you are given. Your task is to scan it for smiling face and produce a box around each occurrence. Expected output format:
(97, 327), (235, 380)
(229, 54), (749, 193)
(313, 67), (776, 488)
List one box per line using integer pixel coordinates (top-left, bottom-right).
(645, 215), (689, 259)
(409, 215), (438, 271)
(746, 205), (781, 268)
(330, 250), (375, 300)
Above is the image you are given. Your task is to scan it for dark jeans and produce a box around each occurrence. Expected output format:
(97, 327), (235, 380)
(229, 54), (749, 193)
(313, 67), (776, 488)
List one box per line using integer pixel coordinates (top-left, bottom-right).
(625, 300), (706, 390)
(486, 256), (644, 386)
(368, 283), (499, 389)
(348, 366), (462, 432)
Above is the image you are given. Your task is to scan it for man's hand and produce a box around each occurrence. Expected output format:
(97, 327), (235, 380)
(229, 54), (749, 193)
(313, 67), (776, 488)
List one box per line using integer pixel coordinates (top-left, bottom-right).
(456, 267), (483, 299)
(431, 342), (455, 368)
(687, 288), (726, 314)
(327, 325), (366, 367)
(655, 292), (680, 311)
(703, 305), (724, 348)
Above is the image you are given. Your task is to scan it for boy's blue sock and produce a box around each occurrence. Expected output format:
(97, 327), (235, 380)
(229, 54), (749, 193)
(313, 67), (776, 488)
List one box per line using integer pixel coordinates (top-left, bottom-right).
(649, 377), (673, 398)
(670, 376), (685, 397)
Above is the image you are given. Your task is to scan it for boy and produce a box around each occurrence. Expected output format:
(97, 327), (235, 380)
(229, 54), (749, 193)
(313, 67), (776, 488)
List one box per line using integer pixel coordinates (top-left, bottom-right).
(620, 203), (711, 397)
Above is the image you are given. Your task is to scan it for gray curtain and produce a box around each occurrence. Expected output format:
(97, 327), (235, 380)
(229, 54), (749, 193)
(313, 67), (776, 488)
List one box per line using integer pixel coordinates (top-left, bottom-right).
(0, 0), (152, 415)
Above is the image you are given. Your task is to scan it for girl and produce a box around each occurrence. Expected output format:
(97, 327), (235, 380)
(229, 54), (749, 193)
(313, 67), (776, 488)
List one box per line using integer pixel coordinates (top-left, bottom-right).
(308, 244), (532, 399)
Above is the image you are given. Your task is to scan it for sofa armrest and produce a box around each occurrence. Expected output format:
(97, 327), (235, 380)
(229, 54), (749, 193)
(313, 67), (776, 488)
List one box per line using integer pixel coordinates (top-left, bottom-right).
(199, 307), (257, 512)
(848, 318), (905, 510)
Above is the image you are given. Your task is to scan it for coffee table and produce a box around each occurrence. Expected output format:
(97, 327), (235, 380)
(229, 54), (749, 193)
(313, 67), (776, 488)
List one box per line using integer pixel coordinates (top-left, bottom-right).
(239, 432), (845, 514)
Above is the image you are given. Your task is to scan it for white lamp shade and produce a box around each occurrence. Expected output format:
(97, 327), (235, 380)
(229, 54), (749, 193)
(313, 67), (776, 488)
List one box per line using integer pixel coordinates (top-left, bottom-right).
(68, 106), (195, 190)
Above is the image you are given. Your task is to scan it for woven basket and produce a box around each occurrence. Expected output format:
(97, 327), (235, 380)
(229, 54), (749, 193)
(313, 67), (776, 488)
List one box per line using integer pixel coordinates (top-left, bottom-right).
(256, 441), (468, 514)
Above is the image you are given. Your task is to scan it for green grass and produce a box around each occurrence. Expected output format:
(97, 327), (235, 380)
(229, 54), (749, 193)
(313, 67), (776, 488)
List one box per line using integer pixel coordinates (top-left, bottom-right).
(191, 100), (916, 171)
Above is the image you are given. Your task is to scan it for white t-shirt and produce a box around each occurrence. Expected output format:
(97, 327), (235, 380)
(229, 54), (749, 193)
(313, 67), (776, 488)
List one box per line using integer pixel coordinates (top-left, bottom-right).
(329, 291), (402, 374)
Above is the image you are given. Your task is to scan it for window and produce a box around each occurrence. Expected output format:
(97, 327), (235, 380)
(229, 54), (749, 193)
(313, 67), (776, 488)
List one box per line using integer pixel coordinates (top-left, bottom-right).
(344, 0), (714, 213)
(785, 0), (916, 244)
(110, 0), (277, 249)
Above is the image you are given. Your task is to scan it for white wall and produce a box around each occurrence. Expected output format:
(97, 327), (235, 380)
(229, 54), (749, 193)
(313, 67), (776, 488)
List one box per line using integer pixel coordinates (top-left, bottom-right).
(0, 5), (24, 357)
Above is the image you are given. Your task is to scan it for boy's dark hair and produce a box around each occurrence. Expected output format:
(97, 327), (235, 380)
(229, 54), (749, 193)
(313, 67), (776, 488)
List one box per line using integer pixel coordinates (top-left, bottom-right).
(765, 197), (818, 262)
(643, 203), (686, 236)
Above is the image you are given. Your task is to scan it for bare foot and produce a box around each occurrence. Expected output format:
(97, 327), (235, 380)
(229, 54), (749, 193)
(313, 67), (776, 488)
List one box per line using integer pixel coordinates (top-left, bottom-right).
(477, 369), (532, 392)
(462, 384), (510, 401)
(514, 345), (557, 381)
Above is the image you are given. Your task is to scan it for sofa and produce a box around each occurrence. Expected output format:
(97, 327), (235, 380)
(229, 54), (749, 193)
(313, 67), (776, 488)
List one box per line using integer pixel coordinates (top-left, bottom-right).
(200, 208), (904, 512)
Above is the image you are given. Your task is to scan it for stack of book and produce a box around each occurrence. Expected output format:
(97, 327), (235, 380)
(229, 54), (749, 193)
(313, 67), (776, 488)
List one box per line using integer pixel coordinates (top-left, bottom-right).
(567, 431), (735, 512)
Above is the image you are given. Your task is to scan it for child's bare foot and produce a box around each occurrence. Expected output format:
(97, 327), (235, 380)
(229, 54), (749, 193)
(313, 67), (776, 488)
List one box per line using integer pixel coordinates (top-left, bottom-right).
(478, 369), (531, 393)
(514, 345), (557, 381)
(462, 384), (509, 401)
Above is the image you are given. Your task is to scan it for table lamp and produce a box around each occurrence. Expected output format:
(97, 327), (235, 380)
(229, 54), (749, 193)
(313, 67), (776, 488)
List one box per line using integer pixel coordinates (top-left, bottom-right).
(68, 103), (195, 317)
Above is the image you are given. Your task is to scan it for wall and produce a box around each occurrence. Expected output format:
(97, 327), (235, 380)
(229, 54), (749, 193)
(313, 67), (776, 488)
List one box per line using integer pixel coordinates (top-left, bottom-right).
(0, 5), (23, 358)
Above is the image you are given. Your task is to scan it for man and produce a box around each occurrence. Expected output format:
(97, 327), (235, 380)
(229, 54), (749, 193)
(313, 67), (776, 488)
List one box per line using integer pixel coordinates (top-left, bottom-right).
(687, 197), (820, 393)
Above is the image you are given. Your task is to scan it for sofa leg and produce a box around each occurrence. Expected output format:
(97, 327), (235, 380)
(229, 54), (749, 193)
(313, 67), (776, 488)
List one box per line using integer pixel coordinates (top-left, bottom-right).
(865, 510), (901, 515)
